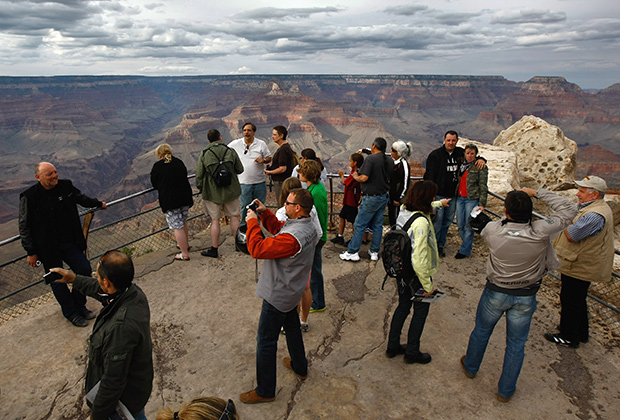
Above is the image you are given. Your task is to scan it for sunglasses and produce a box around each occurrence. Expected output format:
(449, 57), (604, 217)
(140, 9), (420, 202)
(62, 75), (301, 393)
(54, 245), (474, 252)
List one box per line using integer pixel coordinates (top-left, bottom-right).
(244, 144), (249, 154)
(98, 249), (120, 279)
(285, 200), (299, 206)
(219, 399), (236, 420)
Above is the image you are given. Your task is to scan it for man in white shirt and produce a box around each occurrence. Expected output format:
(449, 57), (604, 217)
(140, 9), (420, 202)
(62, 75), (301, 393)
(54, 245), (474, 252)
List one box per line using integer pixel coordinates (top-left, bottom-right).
(228, 122), (272, 223)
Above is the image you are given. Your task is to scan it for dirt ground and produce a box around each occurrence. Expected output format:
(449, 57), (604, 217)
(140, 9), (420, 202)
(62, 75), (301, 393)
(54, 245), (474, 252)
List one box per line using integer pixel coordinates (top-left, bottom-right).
(1, 226), (619, 420)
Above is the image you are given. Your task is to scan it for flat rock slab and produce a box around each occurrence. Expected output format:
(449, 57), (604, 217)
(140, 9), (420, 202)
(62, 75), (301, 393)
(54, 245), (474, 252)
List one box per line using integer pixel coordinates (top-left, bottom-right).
(1, 229), (619, 420)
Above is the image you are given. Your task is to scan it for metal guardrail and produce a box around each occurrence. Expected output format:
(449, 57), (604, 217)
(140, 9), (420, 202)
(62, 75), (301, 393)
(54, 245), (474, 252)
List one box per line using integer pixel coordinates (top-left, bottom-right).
(1, 175), (619, 340)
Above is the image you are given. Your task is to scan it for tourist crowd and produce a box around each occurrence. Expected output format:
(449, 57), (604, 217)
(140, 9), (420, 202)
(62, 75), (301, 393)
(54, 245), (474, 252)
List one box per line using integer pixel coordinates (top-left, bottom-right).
(17, 123), (615, 418)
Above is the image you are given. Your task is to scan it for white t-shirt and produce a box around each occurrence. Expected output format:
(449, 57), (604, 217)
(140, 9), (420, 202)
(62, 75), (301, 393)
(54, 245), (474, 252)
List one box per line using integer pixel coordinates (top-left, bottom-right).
(228, 138), (272, 185)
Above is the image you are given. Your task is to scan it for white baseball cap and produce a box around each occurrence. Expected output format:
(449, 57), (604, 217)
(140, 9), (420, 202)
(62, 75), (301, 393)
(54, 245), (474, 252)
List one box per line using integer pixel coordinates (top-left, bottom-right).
(575, 176), (607, 193)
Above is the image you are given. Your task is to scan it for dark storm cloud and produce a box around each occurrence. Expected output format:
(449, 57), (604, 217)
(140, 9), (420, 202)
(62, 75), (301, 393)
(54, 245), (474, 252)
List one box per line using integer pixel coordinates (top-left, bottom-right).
(0, 0), (101, 32)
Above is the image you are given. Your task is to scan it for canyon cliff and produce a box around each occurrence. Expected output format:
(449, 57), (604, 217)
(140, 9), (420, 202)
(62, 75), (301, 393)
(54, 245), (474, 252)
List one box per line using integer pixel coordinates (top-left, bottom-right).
(1, 75), (619, 226)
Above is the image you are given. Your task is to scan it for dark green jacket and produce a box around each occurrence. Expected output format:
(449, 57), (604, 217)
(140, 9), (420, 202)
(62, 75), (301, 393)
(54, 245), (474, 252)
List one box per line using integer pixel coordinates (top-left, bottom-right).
(195, 142), (244, 204)
(74, 276), (153, 420)
(465, 166), (489, 207)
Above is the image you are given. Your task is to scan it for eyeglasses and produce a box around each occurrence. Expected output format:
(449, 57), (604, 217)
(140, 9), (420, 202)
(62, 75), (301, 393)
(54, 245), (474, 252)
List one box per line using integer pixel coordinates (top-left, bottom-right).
(219, 399), (236, 420)
(285, 200), (299, 206)
(244, 144), (249, 154)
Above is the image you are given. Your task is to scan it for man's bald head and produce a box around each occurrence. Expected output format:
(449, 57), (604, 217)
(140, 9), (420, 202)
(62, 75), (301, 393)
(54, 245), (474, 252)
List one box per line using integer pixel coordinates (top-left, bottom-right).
(35, 162), (58, 190)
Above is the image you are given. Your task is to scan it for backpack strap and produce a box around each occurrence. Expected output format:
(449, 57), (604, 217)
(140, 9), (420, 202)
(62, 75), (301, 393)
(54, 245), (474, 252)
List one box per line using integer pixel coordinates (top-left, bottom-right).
(206, 144), (230, 174)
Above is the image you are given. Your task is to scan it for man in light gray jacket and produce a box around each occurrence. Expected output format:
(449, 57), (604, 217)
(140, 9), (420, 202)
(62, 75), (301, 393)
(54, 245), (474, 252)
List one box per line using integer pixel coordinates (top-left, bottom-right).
(460, 187), (577, 403)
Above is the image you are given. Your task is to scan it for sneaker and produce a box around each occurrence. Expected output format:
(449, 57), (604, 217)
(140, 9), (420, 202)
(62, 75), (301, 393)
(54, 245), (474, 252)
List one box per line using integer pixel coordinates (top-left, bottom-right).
(309, 306), (326, 313)
(201, 247), (218, 258)
(330, 235), (344, 245)
(340, 251), (360, 262)
(438, 248), (446, 258)
(386, 345), (406, 358)
(404, 352), (432, 364)
(69, 314), (88, 328)
(240, 389), (275, 404)
(300, 321), (309, 332)
(455, 252), (467, 259)
(544, 332), (579, 348)
(79, 308), (96, 320)
(370, 252), (379, 261)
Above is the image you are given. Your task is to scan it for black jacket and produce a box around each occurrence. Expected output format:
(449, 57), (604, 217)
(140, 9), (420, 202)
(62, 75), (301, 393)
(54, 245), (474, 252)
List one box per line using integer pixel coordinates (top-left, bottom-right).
(74, 276), (153, 419)
(150, 156), (194, 213)
(424, 145), (466, 197)
(19, 179), (103, 260)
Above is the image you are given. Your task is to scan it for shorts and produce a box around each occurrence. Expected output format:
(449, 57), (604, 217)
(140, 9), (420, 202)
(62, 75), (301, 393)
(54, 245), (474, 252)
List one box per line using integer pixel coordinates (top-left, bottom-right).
(164, 206), (190, 230)
(339, 204), (358, 224)
(203, 197), (241, 220)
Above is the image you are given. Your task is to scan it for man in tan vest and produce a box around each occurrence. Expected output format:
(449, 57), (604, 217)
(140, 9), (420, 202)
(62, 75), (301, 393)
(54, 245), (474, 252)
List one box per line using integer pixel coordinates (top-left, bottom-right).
(547, 176), (615, 348)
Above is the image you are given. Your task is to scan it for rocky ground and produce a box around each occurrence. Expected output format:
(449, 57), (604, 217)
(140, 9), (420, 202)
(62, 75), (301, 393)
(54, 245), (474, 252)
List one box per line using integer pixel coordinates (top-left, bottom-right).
(1, 226), (619, 420)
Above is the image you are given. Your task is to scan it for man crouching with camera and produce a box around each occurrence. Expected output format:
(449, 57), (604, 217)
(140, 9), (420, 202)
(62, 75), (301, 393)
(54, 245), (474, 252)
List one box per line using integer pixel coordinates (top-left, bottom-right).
(51, 250), (153, 420)
(240, 188), (318, 404)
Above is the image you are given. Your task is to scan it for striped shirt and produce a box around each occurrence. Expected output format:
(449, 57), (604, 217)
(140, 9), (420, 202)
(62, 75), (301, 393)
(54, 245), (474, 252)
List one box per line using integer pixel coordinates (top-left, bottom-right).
(566, 200), (606, 242)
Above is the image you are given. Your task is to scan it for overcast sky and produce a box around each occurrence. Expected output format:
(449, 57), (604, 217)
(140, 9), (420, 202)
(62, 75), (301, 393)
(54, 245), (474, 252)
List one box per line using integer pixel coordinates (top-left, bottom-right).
(0, 0), (618, 89)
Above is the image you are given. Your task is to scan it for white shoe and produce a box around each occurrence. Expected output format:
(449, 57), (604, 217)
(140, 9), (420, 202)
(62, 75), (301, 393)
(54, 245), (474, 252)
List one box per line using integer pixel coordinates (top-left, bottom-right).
(340, 251), (360, 261)
(370, 252), (379, 261)
(300, 321), (309, 332)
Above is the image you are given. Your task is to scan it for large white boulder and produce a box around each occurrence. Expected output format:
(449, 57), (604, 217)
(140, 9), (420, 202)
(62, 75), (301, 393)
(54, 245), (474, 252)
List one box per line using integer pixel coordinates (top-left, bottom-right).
(493, 115), (577, 190)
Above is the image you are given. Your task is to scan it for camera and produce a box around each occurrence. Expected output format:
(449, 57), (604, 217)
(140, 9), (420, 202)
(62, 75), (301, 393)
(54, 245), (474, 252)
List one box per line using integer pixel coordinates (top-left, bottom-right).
(43, 271), (63, 284)
(246, 201), (258, 212)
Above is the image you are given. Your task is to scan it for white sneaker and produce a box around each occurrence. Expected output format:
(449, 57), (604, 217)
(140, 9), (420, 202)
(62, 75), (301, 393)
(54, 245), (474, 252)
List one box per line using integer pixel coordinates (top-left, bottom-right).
(340, 251), (360, 262)
(370, 252), (379, 261)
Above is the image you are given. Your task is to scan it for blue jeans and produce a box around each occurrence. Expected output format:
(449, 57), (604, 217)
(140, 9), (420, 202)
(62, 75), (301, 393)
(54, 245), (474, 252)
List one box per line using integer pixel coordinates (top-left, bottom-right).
(240, 182), (267, 224)
(256, 300), (307, 398)
(432, 194), (456, 249)
(455, 196), (478, 256)
(347, 194), (388, 254)
(310, 240), (326, 310)
(41, 242), (91, 320)
(463, 288), (537, 399)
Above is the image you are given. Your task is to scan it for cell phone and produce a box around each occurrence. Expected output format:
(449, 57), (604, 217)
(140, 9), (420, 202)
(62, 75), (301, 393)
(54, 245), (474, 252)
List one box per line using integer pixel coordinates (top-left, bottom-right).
(43, 271), (63, 284)
(246, 201), (258, 212)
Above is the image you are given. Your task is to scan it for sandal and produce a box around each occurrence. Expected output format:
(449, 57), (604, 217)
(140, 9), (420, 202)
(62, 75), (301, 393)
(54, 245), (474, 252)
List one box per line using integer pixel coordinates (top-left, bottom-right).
(174, 253), (190, 261)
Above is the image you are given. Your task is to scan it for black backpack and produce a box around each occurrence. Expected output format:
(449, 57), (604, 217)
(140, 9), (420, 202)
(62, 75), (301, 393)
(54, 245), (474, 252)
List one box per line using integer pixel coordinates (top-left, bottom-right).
(381, 212), (425, 291)
(206, 146), (233, 187)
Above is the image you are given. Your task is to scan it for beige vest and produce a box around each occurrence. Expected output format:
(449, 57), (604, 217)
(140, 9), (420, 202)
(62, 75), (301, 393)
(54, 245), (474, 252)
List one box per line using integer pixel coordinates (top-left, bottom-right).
(553, 199), (614, 283)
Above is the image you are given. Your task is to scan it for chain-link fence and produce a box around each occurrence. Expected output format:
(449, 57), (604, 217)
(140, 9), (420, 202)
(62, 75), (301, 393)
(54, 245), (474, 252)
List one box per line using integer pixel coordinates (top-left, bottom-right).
(2, 176), (619, 342)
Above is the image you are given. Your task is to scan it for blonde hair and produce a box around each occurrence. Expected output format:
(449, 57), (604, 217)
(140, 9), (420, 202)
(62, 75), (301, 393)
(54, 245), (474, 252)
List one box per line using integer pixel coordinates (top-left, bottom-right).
(280, 176), (302, 207)
(156, 144), (173, 163)
(155, 397), (238, 420)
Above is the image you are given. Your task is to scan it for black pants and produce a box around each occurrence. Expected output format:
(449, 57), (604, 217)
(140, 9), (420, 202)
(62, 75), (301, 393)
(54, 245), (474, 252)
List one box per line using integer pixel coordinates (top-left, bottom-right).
(559, 273), (590, 342)
(387, 276), (430, 356)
